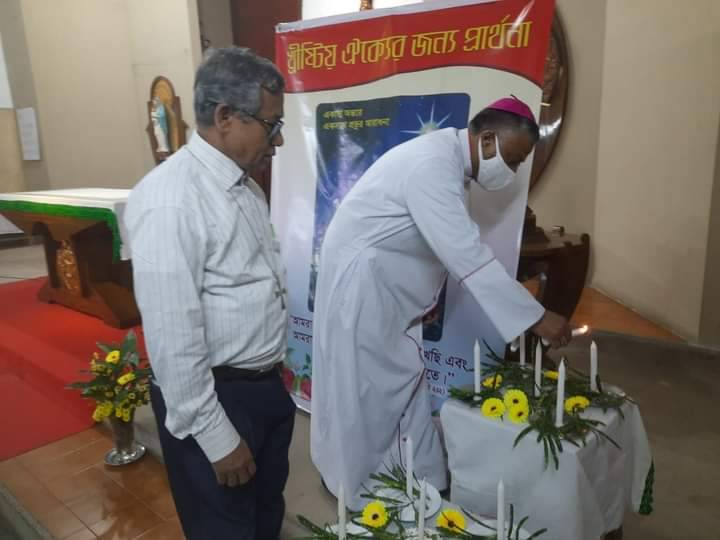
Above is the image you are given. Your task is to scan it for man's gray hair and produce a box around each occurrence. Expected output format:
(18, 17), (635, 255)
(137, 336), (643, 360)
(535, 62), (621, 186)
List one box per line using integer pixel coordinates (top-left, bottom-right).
(194, 47), (285, 128)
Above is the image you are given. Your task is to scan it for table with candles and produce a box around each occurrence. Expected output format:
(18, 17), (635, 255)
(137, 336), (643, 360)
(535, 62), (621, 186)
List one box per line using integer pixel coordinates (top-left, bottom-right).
(439, 331), (654, 540)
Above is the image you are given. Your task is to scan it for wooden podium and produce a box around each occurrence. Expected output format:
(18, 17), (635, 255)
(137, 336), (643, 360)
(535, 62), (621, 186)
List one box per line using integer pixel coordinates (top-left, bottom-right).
(1, 210), (140, 329)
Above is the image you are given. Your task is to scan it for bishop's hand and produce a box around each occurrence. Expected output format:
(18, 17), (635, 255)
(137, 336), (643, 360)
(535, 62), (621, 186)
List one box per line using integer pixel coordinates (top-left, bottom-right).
(530, 310), (572, 348)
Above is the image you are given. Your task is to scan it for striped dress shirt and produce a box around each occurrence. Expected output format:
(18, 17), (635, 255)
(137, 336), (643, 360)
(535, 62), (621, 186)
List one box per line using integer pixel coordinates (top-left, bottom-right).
(125, 132), (288, 462)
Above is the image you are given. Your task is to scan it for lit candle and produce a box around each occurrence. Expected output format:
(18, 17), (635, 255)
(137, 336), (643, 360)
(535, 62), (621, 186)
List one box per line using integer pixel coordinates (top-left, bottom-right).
(406, 437), (414, 499)
(555, 359), (566, 427)
(534, 340), (542, 398)
(338, 484), (346, 540)
(519, 332), (526, 366)
(417, 478), (427, 540)
(496, 478), (505, 540)
(572, 325), (589, 338)
(590, 340), (598, 392)
(474, 339), (482, 398)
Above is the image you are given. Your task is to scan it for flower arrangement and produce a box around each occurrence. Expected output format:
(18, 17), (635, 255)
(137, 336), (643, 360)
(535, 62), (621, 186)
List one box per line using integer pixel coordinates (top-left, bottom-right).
(68, 330), (152, 424)
(449, 342), (630, 470)
(297, 464), (547, 539)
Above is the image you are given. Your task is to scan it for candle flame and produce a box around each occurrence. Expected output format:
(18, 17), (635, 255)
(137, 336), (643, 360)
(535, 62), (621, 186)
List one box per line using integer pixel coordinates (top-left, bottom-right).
(571, 325), (589, 337)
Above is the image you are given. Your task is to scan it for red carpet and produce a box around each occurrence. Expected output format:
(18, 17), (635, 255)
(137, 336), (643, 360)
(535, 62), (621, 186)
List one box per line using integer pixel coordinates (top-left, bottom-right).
(0, 278), (144, 460)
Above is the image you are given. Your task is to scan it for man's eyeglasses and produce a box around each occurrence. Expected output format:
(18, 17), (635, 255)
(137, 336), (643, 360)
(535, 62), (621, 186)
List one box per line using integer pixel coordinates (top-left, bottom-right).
(206, 101), (284, 140)
(241, 110), (284, 140)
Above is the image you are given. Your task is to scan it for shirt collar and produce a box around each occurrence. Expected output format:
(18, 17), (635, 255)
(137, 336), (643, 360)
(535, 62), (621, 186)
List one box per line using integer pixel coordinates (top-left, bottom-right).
(186, 131), (247, 190)
(457, 128), (474, 179)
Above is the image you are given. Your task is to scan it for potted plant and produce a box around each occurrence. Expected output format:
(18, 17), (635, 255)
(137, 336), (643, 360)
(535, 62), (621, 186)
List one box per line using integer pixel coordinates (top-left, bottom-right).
(68, 330), (152, 465)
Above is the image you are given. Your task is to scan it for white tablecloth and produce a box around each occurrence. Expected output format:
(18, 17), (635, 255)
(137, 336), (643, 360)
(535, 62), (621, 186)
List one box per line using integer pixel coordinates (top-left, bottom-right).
(0, 188), (131, 258)
(440, 397), (652, 540)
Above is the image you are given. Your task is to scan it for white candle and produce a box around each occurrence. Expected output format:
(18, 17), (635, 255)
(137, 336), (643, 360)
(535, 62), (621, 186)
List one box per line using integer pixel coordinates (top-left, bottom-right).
(496, 479), (505, 540)
(519, 332), (526, 366)
(338, 484), (346, 540)
(417, 478), (427, 539)
(406, 437), (414, 499)
(590, 340), (598, 392)
(555, 359), (566, 427)
(534, 340), (542, 397)
(474, 339), (482, 398)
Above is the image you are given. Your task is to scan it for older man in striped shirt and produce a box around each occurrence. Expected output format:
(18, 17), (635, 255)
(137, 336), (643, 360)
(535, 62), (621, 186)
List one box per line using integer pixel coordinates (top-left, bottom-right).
(125, 47), (294, 540)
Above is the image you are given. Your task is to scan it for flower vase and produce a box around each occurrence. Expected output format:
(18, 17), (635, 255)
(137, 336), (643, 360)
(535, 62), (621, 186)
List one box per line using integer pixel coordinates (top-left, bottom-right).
(105, 416), (146, 466)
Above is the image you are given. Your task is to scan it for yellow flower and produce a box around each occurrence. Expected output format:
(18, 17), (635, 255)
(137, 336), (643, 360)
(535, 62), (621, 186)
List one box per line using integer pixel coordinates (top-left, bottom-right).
(92, 406), (105, 422)
(544, 370), (559, 380)
(436, 509), (466, 533)
(105, 391), (114, 398)
(565, 396), (590, 414)
(508, 403), (530, 424)
(481, 397), (505, 418)
(361, 501), (388, 529)
(503, 389), (528, 409)
(482, 374), (503, 389)
(105, 350), (121, 364)
(129, 393), (136, 400)
(115, 409), (123, 418)
(117, 373), (136, 386)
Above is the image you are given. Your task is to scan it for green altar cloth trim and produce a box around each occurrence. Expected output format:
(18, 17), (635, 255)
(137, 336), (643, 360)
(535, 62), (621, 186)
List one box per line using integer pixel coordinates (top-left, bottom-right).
(0, 200), (123, 261)
(639, 461), (654, 515)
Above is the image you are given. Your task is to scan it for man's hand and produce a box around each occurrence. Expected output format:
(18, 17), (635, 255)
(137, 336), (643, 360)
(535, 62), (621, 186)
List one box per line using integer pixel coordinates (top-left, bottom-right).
(212, 440), (256, 487)
(531, 310), (572, 348)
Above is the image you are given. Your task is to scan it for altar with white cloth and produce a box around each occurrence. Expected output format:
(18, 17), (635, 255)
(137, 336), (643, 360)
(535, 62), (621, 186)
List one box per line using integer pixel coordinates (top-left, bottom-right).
(0, 188), (138, 327)
(441, 395), (653, 540)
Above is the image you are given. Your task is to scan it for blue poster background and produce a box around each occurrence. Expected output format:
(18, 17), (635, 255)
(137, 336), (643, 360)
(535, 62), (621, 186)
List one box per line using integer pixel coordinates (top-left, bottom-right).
(285, 93), (471, 407)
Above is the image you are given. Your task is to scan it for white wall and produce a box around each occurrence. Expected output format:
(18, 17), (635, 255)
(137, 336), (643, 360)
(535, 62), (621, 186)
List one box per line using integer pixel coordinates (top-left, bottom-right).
(528, 0), (606, 261)
(126, 0), (202, 172)
(12, 0), (202, 190)
(0, 30), (22, 230)
(0, 0), (48, 190)
(592, 0), (720, 340)
(0, 33), (13, 108)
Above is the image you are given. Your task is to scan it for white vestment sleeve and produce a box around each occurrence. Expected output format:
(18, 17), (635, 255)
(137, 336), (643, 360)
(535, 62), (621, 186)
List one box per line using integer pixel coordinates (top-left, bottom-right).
(404, 159), (544, 342)
(127, 206), (241, 462)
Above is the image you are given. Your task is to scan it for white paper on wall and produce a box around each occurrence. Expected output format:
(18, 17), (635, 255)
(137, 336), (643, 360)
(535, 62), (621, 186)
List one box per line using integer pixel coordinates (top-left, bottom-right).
(16, 107), (41, 161)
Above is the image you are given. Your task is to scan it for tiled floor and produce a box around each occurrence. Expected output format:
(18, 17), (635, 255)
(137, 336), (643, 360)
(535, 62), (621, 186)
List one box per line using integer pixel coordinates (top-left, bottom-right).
(0, 428), (181, 539)
(0, 243), (688, 539)
(570, 287), (682, 342)
(520, 277), (682, 342)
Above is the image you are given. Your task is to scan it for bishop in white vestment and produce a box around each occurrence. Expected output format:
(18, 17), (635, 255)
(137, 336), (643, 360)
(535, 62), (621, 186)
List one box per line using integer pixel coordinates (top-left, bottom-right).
(310, 97), (572, 509)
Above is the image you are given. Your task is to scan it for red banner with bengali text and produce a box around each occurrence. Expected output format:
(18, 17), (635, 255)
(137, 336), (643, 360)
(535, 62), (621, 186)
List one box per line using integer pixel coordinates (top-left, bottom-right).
(276, 0), (554, 93)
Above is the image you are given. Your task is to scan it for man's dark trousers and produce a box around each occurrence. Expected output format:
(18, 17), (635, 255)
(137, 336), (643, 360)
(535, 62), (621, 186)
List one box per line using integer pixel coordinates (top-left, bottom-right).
(150, 368), (296, 540)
